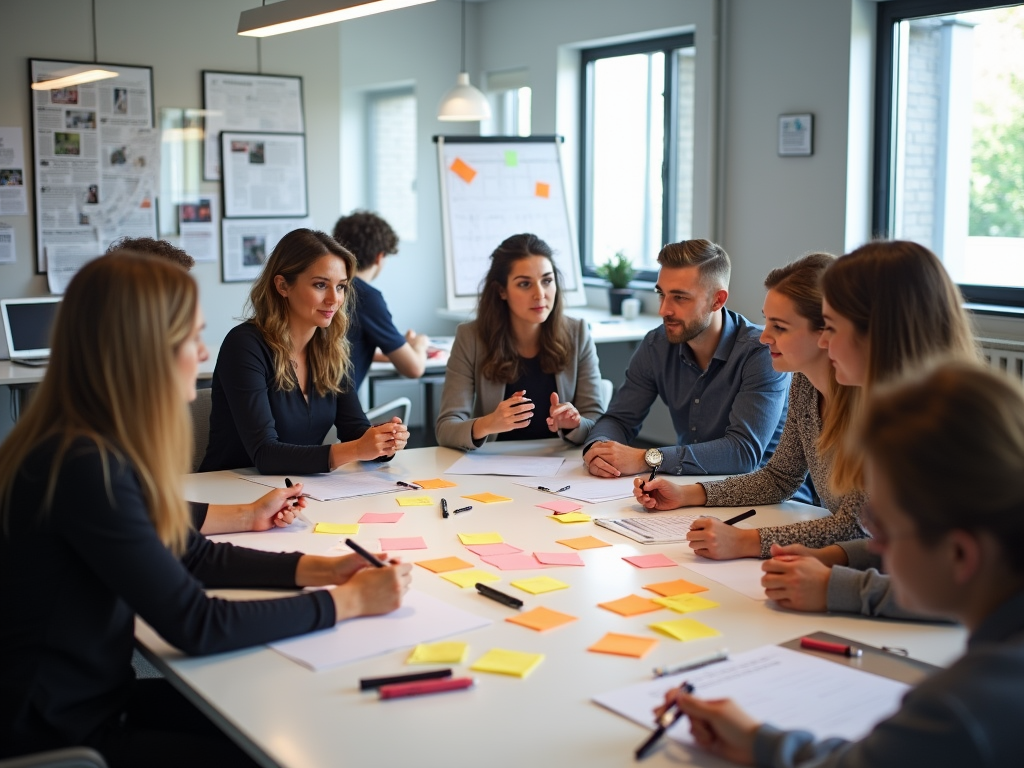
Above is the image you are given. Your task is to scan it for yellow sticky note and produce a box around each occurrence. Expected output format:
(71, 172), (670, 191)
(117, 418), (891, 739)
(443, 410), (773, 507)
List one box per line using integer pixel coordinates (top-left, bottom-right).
(588, 632), (659, 659)
(407, 641), (468, 665)
(415, 556), (474, 573)
(535, 181), (550, 198)
(556, 535), (610, 550)
(644, 578), (709, 596)
(396, 496), (434, 506)
(652, 594), (720, 614)
(313, 522), (359, 535)
(649, 618), (722, 642)
(458, 532), (504, 545)
(548, 512), (592, 524)
(505, 606), (577, 633)
(450, 157), (477, 183)
(510, 576), (569, 595)
(598, 594), (663, 617)
(463, 492), (512, 504)
(504, 150), (518, 167)
(440, 569), (500, 589)
(411, 478), (457, 489)
(471, 648), (544, 678)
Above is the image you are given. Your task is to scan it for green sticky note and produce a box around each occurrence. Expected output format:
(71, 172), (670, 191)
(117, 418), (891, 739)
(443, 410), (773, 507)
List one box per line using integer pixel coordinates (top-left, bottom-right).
(504, 150), (518, 167)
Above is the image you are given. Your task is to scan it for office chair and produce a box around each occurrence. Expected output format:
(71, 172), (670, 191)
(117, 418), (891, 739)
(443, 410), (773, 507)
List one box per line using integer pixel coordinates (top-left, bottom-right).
(599, 378), (614, 408)
(0, 748), (108, 768)
(189, 387), (213, 472)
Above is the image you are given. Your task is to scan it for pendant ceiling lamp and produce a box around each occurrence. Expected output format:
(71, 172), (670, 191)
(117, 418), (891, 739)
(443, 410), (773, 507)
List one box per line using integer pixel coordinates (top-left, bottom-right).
(437, 0), (491, 121)
(31, 1), (118, 91)
(238, 0), (436, 38)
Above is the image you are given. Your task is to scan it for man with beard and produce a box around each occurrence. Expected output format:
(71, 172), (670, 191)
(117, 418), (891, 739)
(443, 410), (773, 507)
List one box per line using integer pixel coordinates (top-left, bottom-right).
(584, 239), (788, 480)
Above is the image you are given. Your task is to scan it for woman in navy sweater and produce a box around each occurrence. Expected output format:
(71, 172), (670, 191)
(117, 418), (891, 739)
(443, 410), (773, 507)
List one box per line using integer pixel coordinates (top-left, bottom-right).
(0, 252), (411, 766)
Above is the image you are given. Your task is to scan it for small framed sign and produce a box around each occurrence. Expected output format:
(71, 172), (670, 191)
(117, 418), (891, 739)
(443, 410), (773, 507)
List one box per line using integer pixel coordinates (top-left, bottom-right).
(778, 113), (813, 156)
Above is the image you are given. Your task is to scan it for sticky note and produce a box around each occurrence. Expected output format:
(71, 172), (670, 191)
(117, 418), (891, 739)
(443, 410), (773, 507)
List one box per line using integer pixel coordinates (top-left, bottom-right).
(504, 150), (518, 167)
(652, 594), (720, 614)
(450, 157), (477, 183)
(458, 532), (504, 545)
(557, 535), (610, 550)
(588, 632), (659, 659)
(532, 551), (584, 566)
(510, 576), (569, 595)
(407, 641), (468, 664)
(536, 499), (582, 514)
(440, 569), (500, 589)
(506, 606), (576, 633)
(313, 522), (359, 535)
(410, 478), (457, 489)
(465, 543), (522, 557)
(463, 492), (512, 504)
(358, 512), (403, 524)
(471, 648), (544, 678)
(481, 553), (548, 571)
(649, 618), (722, 642)
(535, 181), (550, 198)
(380, 536), (427, 550)
(396, 496), (433, 507)
(644, 578), (709, 596)
(598, 594), (663, 617)
(623, 553), (678, 569)
(547, 512), (591, 524)
(415, 556), (474, 573)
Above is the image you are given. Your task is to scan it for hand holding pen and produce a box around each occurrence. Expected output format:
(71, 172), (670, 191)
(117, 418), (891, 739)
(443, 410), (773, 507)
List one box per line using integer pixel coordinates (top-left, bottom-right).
(650, 685), (760, 765)
(283, 478), (314, 527)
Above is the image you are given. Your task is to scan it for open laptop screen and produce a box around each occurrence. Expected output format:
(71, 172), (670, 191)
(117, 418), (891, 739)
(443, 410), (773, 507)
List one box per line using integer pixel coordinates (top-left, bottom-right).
(1, 297), (61, 359)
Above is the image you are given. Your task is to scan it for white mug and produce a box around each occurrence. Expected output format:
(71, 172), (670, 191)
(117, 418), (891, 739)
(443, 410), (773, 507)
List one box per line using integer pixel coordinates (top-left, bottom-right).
(621, 297), (641, 320)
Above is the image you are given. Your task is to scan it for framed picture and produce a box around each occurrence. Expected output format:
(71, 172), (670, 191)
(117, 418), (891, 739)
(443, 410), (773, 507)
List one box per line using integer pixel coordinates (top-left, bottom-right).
(221, 216), (311, 282)
(220, 131), (307, 218)
(778, 113), (813, 156)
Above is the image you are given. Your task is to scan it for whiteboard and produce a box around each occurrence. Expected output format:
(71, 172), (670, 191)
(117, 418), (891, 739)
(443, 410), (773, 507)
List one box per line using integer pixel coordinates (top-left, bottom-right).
(436, 136), (586, 310)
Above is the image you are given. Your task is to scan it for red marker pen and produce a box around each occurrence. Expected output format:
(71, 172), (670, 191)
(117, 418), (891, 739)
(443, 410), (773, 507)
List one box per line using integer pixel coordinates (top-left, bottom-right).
(800, 637), (863, 657)
(378, 676), (475, 700)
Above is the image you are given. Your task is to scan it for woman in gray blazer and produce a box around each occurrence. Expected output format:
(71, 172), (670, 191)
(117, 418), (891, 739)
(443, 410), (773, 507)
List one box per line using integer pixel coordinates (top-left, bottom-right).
(436, 234), (606, 450)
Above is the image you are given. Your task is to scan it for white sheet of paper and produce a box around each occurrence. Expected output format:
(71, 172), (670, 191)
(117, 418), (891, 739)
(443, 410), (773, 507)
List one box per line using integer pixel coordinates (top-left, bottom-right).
(445, 453), (564, 477)
(269, 589), (490, 671)
(594, 645), (909, 746)
(683, 558), (767, 601)
(511, 475), (637, 503)
(237, 469), (399, 502)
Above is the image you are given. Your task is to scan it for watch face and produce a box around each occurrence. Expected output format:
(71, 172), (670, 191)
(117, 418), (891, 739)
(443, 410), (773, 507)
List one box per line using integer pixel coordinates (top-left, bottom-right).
(645, 448), (663, 468)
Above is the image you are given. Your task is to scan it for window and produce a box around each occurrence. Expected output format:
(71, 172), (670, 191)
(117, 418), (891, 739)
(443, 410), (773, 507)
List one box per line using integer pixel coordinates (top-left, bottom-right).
(580, 34), (695, 282)
(875, 1), (1024, 307)
(483, 69), (532, 137)
(367, 88), (417, 241)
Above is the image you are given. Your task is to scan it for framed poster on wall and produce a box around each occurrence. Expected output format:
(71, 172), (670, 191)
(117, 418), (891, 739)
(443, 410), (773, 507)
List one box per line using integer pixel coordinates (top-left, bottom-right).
(220, 131), (307, 219)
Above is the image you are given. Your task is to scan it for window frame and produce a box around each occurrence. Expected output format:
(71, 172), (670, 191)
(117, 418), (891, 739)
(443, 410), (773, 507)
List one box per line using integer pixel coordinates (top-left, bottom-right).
(364, 86), (417, 241)
(578, 33), (694, 285)
(874, 0), (1024, 310)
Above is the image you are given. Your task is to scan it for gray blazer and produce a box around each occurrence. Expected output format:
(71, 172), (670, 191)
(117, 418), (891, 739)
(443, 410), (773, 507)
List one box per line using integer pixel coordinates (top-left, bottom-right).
(435, 317), (606, 450)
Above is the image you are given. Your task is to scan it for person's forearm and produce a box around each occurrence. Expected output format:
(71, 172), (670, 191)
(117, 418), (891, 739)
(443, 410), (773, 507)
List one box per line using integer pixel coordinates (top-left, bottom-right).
(295, 554), (338, 587)
(471, 414), (493, 441)
(199, 503), (252, 535)
(329, 440), (366, 469)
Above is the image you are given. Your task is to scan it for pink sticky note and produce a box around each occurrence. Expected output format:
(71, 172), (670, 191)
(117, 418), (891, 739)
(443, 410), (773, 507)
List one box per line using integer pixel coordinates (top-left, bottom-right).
(536, 499), (582, 514)
(380, 537), (427, 551)
(481, 553), (550, 570)
(465, 543), (523, 557)
(623, 553), (678, 569)
(358, 512), (404, 524)
(533, 551), (585, 566)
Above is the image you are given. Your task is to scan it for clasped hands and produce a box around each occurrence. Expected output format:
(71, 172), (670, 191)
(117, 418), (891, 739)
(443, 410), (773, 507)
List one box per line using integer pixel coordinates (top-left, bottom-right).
(474, 390), (581, 439)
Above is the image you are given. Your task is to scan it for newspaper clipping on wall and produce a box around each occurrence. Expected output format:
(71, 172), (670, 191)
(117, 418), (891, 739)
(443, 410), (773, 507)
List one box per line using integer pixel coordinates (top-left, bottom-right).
(0, 127), (28, 216)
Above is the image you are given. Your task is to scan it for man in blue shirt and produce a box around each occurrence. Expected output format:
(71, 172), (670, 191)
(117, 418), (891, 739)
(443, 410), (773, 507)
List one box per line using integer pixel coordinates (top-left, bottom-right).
(332, 211), (429, 388)
(584, 239), (789, 478)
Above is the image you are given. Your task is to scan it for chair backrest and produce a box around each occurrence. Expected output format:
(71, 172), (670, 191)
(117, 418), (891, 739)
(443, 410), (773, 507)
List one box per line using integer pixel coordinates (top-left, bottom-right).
(189, 387), (213, 472)
(0, 747), (108, 768)
(599, 378), (614, 408)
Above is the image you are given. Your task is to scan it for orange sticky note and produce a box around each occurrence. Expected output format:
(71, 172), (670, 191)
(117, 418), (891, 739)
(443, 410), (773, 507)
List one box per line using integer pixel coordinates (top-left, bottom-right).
(506, 606), (577, 633)
(644, 578), (709, 596)
(415, 556), (474, 573)
(411, 478), (457, 489)
(535, 181), (550, 198)
(450, 157), (477, 183)
(588, 632), (659, 659)
(598, 594), (663, 617)
(556, 535), (611, 550)
(463, 492), (512, 504)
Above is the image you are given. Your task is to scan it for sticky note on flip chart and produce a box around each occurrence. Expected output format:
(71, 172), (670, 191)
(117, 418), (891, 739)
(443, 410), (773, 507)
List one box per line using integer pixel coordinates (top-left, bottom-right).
(535, 181), (550, 198)
(504, 150), (518, 167)
(450, 157), (477, 183)
(313, 522), (359, 535)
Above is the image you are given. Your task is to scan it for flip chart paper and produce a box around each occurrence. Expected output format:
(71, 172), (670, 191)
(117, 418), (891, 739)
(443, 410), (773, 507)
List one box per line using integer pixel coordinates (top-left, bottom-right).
(407, 641), (468, 664)
(652, 595), (720, 614)
(458, 532), (504, 545)
(644, 578), (709, 596)
(416, 556), (474, 573)
(598, 595), (663, 617)
(505, 606), (577, 633)
(510, 576), (569, 595)
(623, 553), (678, 569)
(313, 522), (359, 535)
(556, 535), (610, 550)
(588, 633), (659, 659)
(380, 537), (427, 550)
(269, 590), (490, 671)
(471, 649), (544, 678)
(649, 619), (722, 642)
(358, 512), (403, 524)
(440, 569), (500, 589)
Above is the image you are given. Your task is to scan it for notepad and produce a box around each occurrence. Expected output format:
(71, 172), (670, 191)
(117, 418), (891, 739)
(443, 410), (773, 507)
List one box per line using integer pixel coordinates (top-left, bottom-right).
(589, 633), (659, 659)
(471, 649), (544, 678)
(598, 594), (663, 617)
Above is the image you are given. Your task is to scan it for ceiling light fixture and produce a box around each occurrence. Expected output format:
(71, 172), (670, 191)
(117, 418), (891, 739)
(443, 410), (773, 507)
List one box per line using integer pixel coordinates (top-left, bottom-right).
(32, 1), (118, 91)
(437, 0), (491, 122)
(238, 0), (436, 38)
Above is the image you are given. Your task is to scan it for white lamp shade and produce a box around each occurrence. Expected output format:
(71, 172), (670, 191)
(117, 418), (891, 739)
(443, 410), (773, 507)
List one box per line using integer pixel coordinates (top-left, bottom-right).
(437, 72), (492, 122)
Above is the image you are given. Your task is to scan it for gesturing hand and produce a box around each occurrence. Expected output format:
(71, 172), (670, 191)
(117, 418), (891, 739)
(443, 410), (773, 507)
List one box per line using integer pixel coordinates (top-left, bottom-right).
(546, 392), (581, 432)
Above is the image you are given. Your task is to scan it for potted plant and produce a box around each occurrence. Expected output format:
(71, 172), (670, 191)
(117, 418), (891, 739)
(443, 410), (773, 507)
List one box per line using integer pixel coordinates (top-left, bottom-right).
(597, 251), (636, 315)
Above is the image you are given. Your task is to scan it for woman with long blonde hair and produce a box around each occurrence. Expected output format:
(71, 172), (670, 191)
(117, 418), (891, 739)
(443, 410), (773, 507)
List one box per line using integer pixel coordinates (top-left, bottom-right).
(200, 228), (408, 473)
(0, 253), (411, 766)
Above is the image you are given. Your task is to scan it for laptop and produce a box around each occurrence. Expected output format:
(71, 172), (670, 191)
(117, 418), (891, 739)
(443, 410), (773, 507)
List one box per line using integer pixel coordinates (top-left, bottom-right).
(1, 297), (62, 366)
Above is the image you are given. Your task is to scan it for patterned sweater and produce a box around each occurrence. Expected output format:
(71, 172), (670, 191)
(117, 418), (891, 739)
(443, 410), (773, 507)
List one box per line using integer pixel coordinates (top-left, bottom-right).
(700, 373), (868, 558)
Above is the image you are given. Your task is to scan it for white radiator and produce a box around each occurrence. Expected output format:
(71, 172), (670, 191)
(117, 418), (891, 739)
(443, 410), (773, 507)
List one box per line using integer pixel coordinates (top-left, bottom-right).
(978, 338), (1024, 382)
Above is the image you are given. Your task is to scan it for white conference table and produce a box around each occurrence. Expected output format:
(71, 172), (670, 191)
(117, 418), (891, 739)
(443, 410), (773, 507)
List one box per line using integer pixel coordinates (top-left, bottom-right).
(137, 443), (966, 768)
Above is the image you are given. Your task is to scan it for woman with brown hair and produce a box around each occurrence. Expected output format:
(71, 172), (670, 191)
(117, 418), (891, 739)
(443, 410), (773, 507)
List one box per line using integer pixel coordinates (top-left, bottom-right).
(436, 233), (606, 449)
(200, 228), (409, 473)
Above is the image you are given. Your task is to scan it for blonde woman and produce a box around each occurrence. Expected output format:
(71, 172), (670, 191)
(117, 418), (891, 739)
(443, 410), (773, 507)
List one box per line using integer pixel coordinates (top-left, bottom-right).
(0, 253), (411, 766)
(200, 229), (408, 474)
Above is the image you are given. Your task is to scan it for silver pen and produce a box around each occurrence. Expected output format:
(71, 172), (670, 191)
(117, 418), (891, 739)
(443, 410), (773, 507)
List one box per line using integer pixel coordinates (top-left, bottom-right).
(653, 648), (729, 678)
